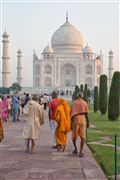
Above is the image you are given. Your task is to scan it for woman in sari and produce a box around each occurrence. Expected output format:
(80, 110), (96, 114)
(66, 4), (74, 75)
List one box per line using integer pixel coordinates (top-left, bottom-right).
(0, 98), (4, 142)
(54, 99), (71, 151)
(2, 96), (8, 122)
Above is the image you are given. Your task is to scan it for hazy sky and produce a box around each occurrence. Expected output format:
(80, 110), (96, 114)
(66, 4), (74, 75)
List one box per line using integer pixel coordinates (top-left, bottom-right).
(0, 0), (119, 87)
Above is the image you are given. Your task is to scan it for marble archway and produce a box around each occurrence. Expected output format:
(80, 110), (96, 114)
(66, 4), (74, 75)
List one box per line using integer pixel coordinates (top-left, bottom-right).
(60, 64), (76, 87)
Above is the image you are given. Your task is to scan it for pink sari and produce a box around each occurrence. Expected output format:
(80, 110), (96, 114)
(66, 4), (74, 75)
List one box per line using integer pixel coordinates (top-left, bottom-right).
(2, 96), (8, 122)
(0, 99), (2, 118)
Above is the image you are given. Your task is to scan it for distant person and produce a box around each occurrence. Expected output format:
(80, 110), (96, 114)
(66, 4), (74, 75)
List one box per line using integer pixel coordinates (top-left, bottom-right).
(2, 96), (8, 122)
(23, 95), (44, 154)
(54, 99), (71, 151)
(0, 117), (4, 142)
(0, 98), (4, 142)
(17, 96), (21, 121)
(48, 91), (60, 148)
(7, 96), (12, 119)
(21, 93), (26, 113)
(25, 93), (30, 106)
(12, 92), (19, 122)
(71, 92), (90, 157)
(43, 94), (48, 110)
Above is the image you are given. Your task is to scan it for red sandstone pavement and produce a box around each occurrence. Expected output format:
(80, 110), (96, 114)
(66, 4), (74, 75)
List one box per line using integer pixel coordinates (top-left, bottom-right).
(0, 111), (107, 180)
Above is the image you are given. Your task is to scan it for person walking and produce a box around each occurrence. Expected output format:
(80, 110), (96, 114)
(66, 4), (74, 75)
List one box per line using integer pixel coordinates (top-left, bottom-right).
(54, 99), (71, 151)
(12, 92), (19, 122)
(2, 96), (8, 122)
(7, 96), (12, 119)
(23, 95), (44, 154)
(0, 98), (4, 142)
(48, 91), (60, 148)
(71, 92), (90, 157)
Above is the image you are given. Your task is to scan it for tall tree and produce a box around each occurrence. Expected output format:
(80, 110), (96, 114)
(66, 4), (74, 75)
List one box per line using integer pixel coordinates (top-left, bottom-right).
(108, 71), (120, 120)
(99, 75), (107, 115)
(94, 86), (99, 113)
(80, 84), (84, 92)
(10, 82), (22, 92)
(83, 84), (88, 102)
(74, 85), (80, 100)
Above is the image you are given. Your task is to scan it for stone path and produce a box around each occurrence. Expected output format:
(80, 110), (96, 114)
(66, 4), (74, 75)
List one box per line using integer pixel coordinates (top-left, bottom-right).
(0, 111), (107, 180)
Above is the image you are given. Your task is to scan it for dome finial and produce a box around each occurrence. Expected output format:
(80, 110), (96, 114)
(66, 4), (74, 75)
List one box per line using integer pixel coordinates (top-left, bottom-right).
(66, 12), (68, 22)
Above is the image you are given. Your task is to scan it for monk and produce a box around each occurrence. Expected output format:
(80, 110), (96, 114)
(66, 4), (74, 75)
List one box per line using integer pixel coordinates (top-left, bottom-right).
(54, 99), (71, 151)
(23, 95), (44, 154)
(71, 92), (90, 157)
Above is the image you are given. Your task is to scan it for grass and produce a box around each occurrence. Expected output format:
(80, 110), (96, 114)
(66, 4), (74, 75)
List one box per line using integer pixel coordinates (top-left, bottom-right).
(87, 106), (120, 179)
(89, 144), (120, 178)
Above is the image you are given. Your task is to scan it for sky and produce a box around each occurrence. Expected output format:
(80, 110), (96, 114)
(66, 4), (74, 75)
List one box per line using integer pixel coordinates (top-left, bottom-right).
(0, 0), (119, 87)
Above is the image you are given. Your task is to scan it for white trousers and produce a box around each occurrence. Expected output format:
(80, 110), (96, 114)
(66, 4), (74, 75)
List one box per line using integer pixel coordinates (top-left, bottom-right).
(50, 119), (56, 146)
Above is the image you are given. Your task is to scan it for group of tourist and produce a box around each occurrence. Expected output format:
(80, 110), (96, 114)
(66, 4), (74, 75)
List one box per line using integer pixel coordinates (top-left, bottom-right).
(23, 91), (89, 157)
(0, 90), (89, 157)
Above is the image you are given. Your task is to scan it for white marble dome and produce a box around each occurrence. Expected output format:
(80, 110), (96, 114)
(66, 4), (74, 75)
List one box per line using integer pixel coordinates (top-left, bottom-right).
(51, 18), (83, 53)
(83, 44), (93, 54)
(43, 44), (54, 54)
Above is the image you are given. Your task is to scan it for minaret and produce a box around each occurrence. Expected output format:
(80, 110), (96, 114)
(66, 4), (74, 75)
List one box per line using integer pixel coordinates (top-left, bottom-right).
(2, 31), (11, 87)
(108, 49), (114, 88)
(17, 49), (23, 87)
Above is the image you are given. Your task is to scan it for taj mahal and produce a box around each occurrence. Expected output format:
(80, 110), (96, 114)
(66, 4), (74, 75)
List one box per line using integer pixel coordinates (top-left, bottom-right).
(1, 14), (114, 93)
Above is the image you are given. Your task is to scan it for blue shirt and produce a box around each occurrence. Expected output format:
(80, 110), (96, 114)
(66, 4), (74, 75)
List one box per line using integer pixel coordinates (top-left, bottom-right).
(12, 96), (18, 109)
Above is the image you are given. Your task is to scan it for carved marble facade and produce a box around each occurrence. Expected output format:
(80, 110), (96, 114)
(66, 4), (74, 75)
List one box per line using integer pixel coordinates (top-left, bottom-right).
(33, 16), (103, 92)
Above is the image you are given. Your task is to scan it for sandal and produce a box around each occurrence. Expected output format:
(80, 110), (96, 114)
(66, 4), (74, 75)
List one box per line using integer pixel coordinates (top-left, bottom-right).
(30, 146), (35, 154)
(57, 145), (62, 151)
(72, 149), (78, 155)
(62, 145), (66, 152)
(79, 152), (84, 158)
(25, 147), (29, 153)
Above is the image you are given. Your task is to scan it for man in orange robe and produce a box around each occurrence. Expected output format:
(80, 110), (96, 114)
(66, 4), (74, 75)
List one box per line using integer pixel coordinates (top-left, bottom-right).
(55, 99), (71, 151)
(71, 92), (89, 157)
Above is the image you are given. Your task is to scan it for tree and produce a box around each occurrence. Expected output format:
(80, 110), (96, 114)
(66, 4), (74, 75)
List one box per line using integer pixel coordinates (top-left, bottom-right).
(94, 86), (99, 113)
(99, 75), (107, 115)
(72, 85), (80, 100)
(83, 84), (88, 102)
(87, 89), (91, 98)
(108, 71), (120, 120)
(80, 84), (83, 92)
(10, 82), (22, 92)
(0, 87), (10, 94)
(72, 91), (76, 101)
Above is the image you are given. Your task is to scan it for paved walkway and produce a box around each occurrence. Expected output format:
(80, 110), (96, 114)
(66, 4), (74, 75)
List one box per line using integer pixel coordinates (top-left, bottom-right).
(0, 111), (107, 180)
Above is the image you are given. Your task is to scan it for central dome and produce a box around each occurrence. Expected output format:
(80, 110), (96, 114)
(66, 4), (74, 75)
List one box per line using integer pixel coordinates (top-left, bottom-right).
(51, 17), (83, 53)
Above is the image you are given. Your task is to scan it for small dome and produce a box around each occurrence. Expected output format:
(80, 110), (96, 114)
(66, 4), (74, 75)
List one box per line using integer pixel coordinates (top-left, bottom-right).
(43, 44), (54, 54)
(17, 49), (22, 54)
(109, 49), (113, 54)
(2, 30), (9, 38)
(83, 44), (93, 54)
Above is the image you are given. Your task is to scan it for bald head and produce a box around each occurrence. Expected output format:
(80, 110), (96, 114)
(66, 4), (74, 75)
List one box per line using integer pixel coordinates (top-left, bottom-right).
(78, 91), (83, 99)
(51, 91), (58, 99)
(32, 94), (39, 102)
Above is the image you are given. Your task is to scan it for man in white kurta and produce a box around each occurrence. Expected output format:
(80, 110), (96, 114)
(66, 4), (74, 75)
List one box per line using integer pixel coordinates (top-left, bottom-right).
(23, 95), (44, 154)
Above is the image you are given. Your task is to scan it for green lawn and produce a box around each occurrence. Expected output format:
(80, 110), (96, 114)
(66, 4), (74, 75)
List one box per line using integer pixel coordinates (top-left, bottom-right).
(87, 107), (120, 179)
(89, 144), (120, 179)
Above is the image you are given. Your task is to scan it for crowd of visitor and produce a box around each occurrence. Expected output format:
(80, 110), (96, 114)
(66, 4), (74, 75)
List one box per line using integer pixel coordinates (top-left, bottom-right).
(0, 90), (89, 157)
